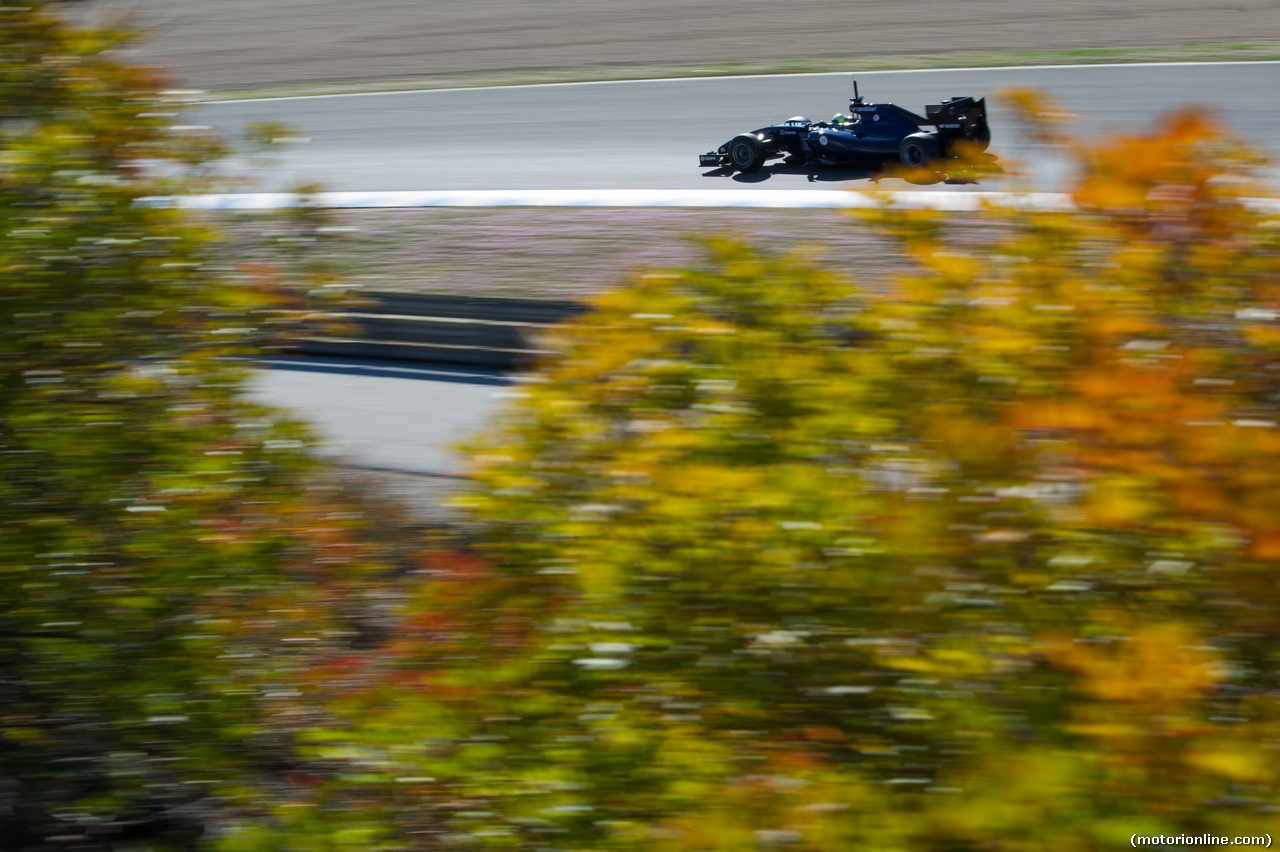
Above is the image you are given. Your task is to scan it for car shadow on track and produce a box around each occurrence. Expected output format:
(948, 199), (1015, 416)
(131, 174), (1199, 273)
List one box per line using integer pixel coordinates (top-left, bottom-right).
(702, 161), (994, 186)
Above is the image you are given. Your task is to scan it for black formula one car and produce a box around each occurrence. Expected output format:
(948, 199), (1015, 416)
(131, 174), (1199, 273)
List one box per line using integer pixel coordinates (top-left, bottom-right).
(699, 81), (991, 176)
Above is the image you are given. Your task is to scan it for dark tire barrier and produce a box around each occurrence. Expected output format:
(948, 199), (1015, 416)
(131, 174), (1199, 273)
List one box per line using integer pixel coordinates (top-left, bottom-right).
(294, 292), (587, 369)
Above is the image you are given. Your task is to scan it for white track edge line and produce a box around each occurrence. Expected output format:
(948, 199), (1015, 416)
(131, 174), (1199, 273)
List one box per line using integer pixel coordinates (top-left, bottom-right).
(136, 189), (1280, 213)
(203, 61), (1280, 104)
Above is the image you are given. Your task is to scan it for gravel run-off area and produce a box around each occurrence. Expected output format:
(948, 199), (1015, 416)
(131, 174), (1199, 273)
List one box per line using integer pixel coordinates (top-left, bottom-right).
(215, 207), (945, 301)
(72, 0), (1280, 93)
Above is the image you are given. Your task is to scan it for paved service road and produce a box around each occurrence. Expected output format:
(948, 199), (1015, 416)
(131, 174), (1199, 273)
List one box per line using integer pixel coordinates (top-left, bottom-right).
(249, 359), (512, 479)
(202, 64), (1280, 194)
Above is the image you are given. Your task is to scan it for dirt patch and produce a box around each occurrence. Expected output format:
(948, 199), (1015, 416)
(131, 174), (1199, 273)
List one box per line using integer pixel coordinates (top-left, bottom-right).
(73, 0), (1280, 93)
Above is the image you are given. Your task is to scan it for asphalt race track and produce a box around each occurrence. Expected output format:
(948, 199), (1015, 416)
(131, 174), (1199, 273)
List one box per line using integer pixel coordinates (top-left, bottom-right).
(54, 6), (1280, 497)
(248, 359), (511, 479)
(200, 63), (1280, 194)
(221, 62), (1280, 481)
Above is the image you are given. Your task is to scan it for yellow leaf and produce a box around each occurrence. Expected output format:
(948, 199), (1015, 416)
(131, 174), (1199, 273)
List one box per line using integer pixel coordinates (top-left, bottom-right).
(1085, 477), (1156, 526)
(1186, 747), (1271, 783)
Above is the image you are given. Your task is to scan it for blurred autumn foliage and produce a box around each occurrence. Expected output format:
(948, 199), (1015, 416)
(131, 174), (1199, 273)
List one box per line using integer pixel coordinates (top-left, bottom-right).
(1, 4), (409, 848)
(301, 102), (1280, 847)
(12, 2), (1280, 850)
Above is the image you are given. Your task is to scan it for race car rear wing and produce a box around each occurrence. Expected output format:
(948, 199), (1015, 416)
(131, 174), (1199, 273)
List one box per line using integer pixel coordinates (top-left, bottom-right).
(924, 96), (990, 147)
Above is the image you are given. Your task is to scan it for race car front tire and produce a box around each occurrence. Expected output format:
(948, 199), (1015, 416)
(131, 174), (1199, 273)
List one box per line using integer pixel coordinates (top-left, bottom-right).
(728, 134), (767, 173)
(899, 133), (942, 169)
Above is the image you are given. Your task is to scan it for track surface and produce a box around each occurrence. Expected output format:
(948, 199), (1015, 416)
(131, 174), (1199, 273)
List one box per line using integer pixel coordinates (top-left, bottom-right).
(56, 5), (1280, 483)
(197, 60), (1280, 481)
(224, 63), (1280, 479)
(249, 360), (509, 479)
(76, 0), (1280, 92)
(202, 64), (1280, 194)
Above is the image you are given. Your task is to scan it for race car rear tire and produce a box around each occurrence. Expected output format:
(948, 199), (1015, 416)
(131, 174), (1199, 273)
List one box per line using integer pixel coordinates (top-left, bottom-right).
(900, 133), (942, 169)
(728, 134), (767, 173)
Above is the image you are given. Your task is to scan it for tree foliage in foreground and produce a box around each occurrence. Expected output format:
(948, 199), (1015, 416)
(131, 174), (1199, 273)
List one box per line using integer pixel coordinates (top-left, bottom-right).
(308, 109), (1280, 848)
(1, 4), (405, 848)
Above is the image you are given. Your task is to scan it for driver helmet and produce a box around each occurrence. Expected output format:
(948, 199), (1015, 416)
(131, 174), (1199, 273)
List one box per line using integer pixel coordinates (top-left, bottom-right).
(831, 113), (848, 125)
